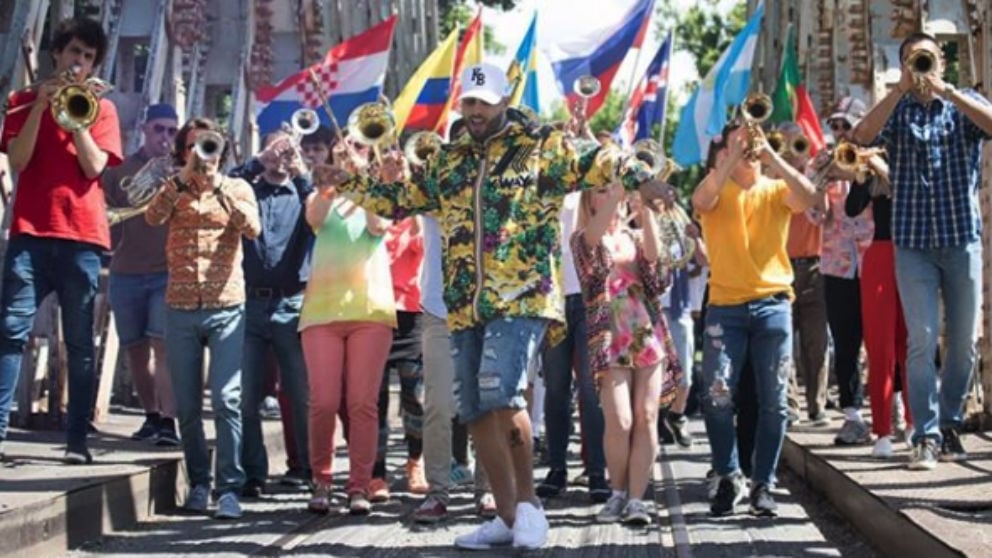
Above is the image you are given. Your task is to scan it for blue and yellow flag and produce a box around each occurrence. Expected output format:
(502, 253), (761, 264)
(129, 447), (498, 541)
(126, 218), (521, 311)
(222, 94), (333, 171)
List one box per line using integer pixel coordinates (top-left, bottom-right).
(506, 13), (539, 112)
(393, 28), (459, 134)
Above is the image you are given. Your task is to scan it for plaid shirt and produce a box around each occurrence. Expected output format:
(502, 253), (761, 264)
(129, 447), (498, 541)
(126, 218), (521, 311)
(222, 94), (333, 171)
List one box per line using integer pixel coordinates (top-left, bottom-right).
(877, 89), (992, 249)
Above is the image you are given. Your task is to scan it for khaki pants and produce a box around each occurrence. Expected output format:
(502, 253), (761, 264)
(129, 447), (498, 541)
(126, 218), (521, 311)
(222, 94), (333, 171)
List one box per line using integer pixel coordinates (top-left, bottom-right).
(788, 258), (829, 418)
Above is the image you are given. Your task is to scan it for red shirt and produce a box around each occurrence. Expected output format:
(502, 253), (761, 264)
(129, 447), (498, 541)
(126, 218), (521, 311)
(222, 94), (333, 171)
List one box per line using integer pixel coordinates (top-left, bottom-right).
(0, 89), (123, 249)
(385, 218), (423, 313)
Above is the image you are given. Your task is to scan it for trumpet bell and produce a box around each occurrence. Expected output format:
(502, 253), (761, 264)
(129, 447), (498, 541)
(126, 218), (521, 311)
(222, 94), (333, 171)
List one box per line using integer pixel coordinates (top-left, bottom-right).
(404, 131), (443, 166)
(52, 84), (99, 131)
(193, 131), (225, 162)
(792, 136), (810, 156)
(741, 92), (773, 124)
(833, 141), (860, 170)
(766, 131), (785, 154)
(291, 108), (320, 136)
(573, 75), (601, 99)
(906, 49), (936, 74)
(347, 102), (396, 147)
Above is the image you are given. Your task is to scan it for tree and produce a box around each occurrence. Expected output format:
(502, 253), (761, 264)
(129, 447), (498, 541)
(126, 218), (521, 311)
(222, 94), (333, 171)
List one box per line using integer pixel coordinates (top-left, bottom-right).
(440, 0), (517, 55)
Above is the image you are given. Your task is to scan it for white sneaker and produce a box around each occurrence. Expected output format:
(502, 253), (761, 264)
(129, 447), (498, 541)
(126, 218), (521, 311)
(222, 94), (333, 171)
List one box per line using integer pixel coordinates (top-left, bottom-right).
(596, 492), (626, 523)
(454, 517), (513, 550)
(512, 501), (549, 549)
(872, 436), (894, 459)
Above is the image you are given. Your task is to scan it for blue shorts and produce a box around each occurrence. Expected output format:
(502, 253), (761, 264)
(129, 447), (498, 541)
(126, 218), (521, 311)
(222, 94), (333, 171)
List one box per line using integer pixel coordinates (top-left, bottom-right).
(108, 272), (168, 347)
(450, 317), (548, 424)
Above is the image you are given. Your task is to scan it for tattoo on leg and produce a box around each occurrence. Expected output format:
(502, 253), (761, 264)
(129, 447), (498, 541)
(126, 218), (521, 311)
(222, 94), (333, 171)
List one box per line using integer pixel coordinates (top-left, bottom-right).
(509, 427), (524, 448)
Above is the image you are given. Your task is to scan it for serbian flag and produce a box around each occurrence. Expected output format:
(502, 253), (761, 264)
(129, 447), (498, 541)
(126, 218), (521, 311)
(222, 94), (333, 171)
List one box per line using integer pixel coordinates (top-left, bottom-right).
(437, 10), (483, 135)
(254, 16), (397, 135)
(541, 0), (655, 117)
(770, 24), (825, 154)
(617, 31), (672, 147)
(394, 28), (459, 134)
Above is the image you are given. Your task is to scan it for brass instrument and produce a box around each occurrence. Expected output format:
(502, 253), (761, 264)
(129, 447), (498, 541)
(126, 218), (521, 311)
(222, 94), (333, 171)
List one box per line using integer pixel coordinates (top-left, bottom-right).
(193, 130), (225, 162)
(767, 131), (809, 157)
(347, 101), (396, 148)
(289, 107), (320, 137)
(766, 131), (785, 154)
(630, 138), (694, 269)
(107, 156), (175, 225)
(573, 75), (601, 99)
(792, 135), (810, 156)
(740, 92), (773, 159)
(8, 65), (115, 131)
(906, 49), (937, 94)
(403, 131), (443, 166)
(811, 140), (888, 189)
(632, 138), (682, 181)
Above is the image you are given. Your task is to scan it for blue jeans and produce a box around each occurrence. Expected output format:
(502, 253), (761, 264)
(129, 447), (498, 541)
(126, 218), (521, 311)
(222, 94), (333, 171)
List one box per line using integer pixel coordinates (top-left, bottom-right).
(108, 272), (168, 347)
(701, 294), (791, 486)
(451, 317), (548, 424)
(241, 294), (310, 483)
(895, 242), (981, 444)
(542, 294), (604, 474)
(0, 236), (101, 449)
(664, 306), (695, 388)
(166, 305), (246, 494)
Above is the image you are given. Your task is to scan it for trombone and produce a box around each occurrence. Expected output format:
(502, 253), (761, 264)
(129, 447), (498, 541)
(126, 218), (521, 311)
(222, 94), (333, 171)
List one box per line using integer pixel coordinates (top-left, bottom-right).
(8, 64), (114, 131)
(346, 100), (397, 164)
(403, 131), (443, 167)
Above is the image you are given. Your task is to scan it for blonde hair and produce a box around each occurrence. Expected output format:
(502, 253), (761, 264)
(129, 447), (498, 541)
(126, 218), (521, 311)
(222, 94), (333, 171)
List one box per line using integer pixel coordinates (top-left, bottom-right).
(575, 185), (629, 232)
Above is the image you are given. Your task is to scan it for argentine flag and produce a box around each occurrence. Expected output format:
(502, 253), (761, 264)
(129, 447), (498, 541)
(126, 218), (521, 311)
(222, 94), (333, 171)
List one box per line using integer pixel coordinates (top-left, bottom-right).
(672, 3), (765, 166)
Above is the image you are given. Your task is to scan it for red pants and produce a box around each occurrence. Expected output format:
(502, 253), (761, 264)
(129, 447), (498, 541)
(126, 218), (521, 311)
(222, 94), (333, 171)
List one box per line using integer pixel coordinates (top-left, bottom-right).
(303, 321), (393, 493)
(860, 241), (911, 436)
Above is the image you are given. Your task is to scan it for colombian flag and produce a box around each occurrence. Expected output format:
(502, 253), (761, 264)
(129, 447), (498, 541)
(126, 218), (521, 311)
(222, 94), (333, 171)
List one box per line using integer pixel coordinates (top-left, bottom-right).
(437, 10), (483, 135)
(394, 28), (459, 134)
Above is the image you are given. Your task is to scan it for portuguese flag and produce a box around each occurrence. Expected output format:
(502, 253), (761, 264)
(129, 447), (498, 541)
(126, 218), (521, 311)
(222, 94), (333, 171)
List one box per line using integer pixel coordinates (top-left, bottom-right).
(770, 25), (825, 154)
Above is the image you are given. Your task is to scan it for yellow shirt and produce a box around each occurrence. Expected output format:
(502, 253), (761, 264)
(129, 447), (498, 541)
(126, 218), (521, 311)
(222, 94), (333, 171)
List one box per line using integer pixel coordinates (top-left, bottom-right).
(699, 177), (795, 306)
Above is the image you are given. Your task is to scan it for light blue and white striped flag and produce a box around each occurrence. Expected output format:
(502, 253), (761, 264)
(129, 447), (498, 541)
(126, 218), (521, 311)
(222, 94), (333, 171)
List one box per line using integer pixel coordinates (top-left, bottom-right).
(672, 3), (764, 166)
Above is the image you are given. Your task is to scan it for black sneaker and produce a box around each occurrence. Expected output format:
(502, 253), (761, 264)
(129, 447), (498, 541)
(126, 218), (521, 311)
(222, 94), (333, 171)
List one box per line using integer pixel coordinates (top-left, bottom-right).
(131, 416), (160, 441)
(749, 483), (778, 517)
(665, 412), (693, 448)
(241, 478), (265, 498)
(280, 468), (312, 489)
(588, 473), (610, 503)
(709, 473), (745, 516)
(64, 447), (93, 465)
(155, 419), (180, 447)
(658, 412), (675, 445)
(939, 427), (967, 462)
(536, 468), (567, 499)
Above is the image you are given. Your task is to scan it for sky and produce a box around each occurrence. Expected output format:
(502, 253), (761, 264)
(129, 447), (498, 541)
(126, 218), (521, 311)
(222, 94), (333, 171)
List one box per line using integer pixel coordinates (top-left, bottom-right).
(481, 0), (742, 114)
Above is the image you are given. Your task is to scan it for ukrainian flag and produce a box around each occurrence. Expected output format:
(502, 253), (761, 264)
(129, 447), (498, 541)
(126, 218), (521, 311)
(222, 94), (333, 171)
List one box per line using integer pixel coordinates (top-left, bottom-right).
(506, 13), (539, 112)
(394, 28), (459, 134)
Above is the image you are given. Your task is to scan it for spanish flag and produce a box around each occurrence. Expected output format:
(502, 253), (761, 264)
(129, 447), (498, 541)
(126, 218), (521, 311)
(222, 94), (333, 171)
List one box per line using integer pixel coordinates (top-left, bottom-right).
(394, 28), (459, 134)
(437, 10), (483, 135)
(506, 13), (539, 112)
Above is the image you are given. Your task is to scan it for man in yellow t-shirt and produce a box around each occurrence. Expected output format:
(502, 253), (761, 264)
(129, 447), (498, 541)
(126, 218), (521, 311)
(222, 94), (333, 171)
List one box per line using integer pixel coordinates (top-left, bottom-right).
(691, 121), (818, 519)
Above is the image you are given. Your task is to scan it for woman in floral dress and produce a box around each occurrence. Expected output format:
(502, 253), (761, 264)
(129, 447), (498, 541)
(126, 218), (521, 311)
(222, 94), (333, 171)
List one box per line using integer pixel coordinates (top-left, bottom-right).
(572, 180), (682, 526)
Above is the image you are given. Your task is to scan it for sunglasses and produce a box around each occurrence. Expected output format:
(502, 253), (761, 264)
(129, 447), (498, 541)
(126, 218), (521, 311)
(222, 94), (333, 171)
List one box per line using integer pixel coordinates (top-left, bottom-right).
(153, 124), (178, 135)
(829, 120), (852, 132)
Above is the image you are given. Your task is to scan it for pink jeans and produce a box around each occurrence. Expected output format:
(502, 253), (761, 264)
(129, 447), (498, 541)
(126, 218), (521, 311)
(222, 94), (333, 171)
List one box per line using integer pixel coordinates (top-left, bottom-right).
(303, 321), (393, 493)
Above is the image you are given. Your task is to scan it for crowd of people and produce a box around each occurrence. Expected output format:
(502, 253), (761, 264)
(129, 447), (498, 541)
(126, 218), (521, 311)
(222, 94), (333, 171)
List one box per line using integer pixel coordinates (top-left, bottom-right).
(0, 16), (990, 552)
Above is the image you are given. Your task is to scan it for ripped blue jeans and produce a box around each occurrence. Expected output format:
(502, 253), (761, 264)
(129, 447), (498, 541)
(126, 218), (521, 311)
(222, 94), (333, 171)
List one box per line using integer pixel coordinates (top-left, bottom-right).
(701, 294), (791, 486)
(450, 317), (548, 424)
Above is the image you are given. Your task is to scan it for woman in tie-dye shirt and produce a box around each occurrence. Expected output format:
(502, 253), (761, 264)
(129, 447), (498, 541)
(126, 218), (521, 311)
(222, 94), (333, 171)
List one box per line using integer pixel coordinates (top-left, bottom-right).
(300, 178), (395, 516)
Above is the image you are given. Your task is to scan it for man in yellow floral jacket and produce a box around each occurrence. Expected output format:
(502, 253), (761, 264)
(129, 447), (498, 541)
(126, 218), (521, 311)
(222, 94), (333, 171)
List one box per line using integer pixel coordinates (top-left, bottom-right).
(326, 63), (664, 551)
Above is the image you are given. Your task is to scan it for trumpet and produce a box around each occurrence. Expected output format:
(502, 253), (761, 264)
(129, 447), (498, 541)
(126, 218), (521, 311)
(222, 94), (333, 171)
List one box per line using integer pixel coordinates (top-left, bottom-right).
(905, 48), (937, 94)
(403, 131), (443, 166)
(274, 108), (320, 169)
(811, 141), (888, 189)
(9, 65), (115, 131)
(632, 139), (682, 181)
(740, 92), (773, 159)
(108, 156), (176, 225)
(573, 75), (601, 99)
(767, 131), (809, 157)
(347, 101), (396, 148)
(766, 131), (785, 154)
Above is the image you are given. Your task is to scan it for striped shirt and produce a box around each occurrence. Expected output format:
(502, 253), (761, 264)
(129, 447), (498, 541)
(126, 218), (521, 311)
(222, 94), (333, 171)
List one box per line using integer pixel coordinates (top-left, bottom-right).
(877, 89), (992, 249)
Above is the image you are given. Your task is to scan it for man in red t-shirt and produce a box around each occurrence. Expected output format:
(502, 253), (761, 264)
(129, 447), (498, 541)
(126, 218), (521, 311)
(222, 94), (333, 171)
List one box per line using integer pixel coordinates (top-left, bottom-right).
(0, 18), (122, 465)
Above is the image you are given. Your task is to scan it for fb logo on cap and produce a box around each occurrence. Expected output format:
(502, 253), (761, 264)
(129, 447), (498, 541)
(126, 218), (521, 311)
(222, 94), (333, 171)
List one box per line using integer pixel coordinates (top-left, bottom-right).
(471, 68), (486, 86)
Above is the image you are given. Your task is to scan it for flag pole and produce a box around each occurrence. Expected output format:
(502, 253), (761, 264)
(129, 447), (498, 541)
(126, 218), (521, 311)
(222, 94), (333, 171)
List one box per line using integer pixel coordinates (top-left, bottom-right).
(657, 29), (674, 146)
(623, 0), (656, 101)
(307, 67), (347, 146)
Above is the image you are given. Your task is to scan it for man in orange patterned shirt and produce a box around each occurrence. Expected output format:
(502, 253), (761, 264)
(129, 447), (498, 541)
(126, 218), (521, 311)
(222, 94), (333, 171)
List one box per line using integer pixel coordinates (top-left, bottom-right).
(146, 117), (260, 520)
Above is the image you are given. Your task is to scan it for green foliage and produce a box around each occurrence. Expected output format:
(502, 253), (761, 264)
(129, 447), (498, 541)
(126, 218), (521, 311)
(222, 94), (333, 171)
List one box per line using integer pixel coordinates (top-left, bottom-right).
(439, 0), (515, 56)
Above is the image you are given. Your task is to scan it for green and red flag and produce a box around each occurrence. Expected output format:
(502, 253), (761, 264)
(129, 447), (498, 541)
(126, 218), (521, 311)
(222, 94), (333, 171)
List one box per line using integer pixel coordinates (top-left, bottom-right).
(770, 25), (825, 154)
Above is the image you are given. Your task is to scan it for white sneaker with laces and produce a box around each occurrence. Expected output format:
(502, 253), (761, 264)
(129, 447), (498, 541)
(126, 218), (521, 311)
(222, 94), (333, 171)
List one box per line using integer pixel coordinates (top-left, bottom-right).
(872, 436), (894, 459)
(454, 517), (513, 550)
(512, 501), (549, 549)
(596, 493), (626, 523)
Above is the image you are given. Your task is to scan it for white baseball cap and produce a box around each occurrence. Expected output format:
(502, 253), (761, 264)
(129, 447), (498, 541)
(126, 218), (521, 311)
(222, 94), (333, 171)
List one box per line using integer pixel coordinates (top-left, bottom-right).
(459, 63), (509, 105)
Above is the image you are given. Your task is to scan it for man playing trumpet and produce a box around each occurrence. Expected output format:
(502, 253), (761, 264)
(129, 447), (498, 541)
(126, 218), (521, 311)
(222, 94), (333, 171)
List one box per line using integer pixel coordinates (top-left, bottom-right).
(0, 17), (122, 465)
(320, 62), (666, 550)
(853, 32), (992, 470)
